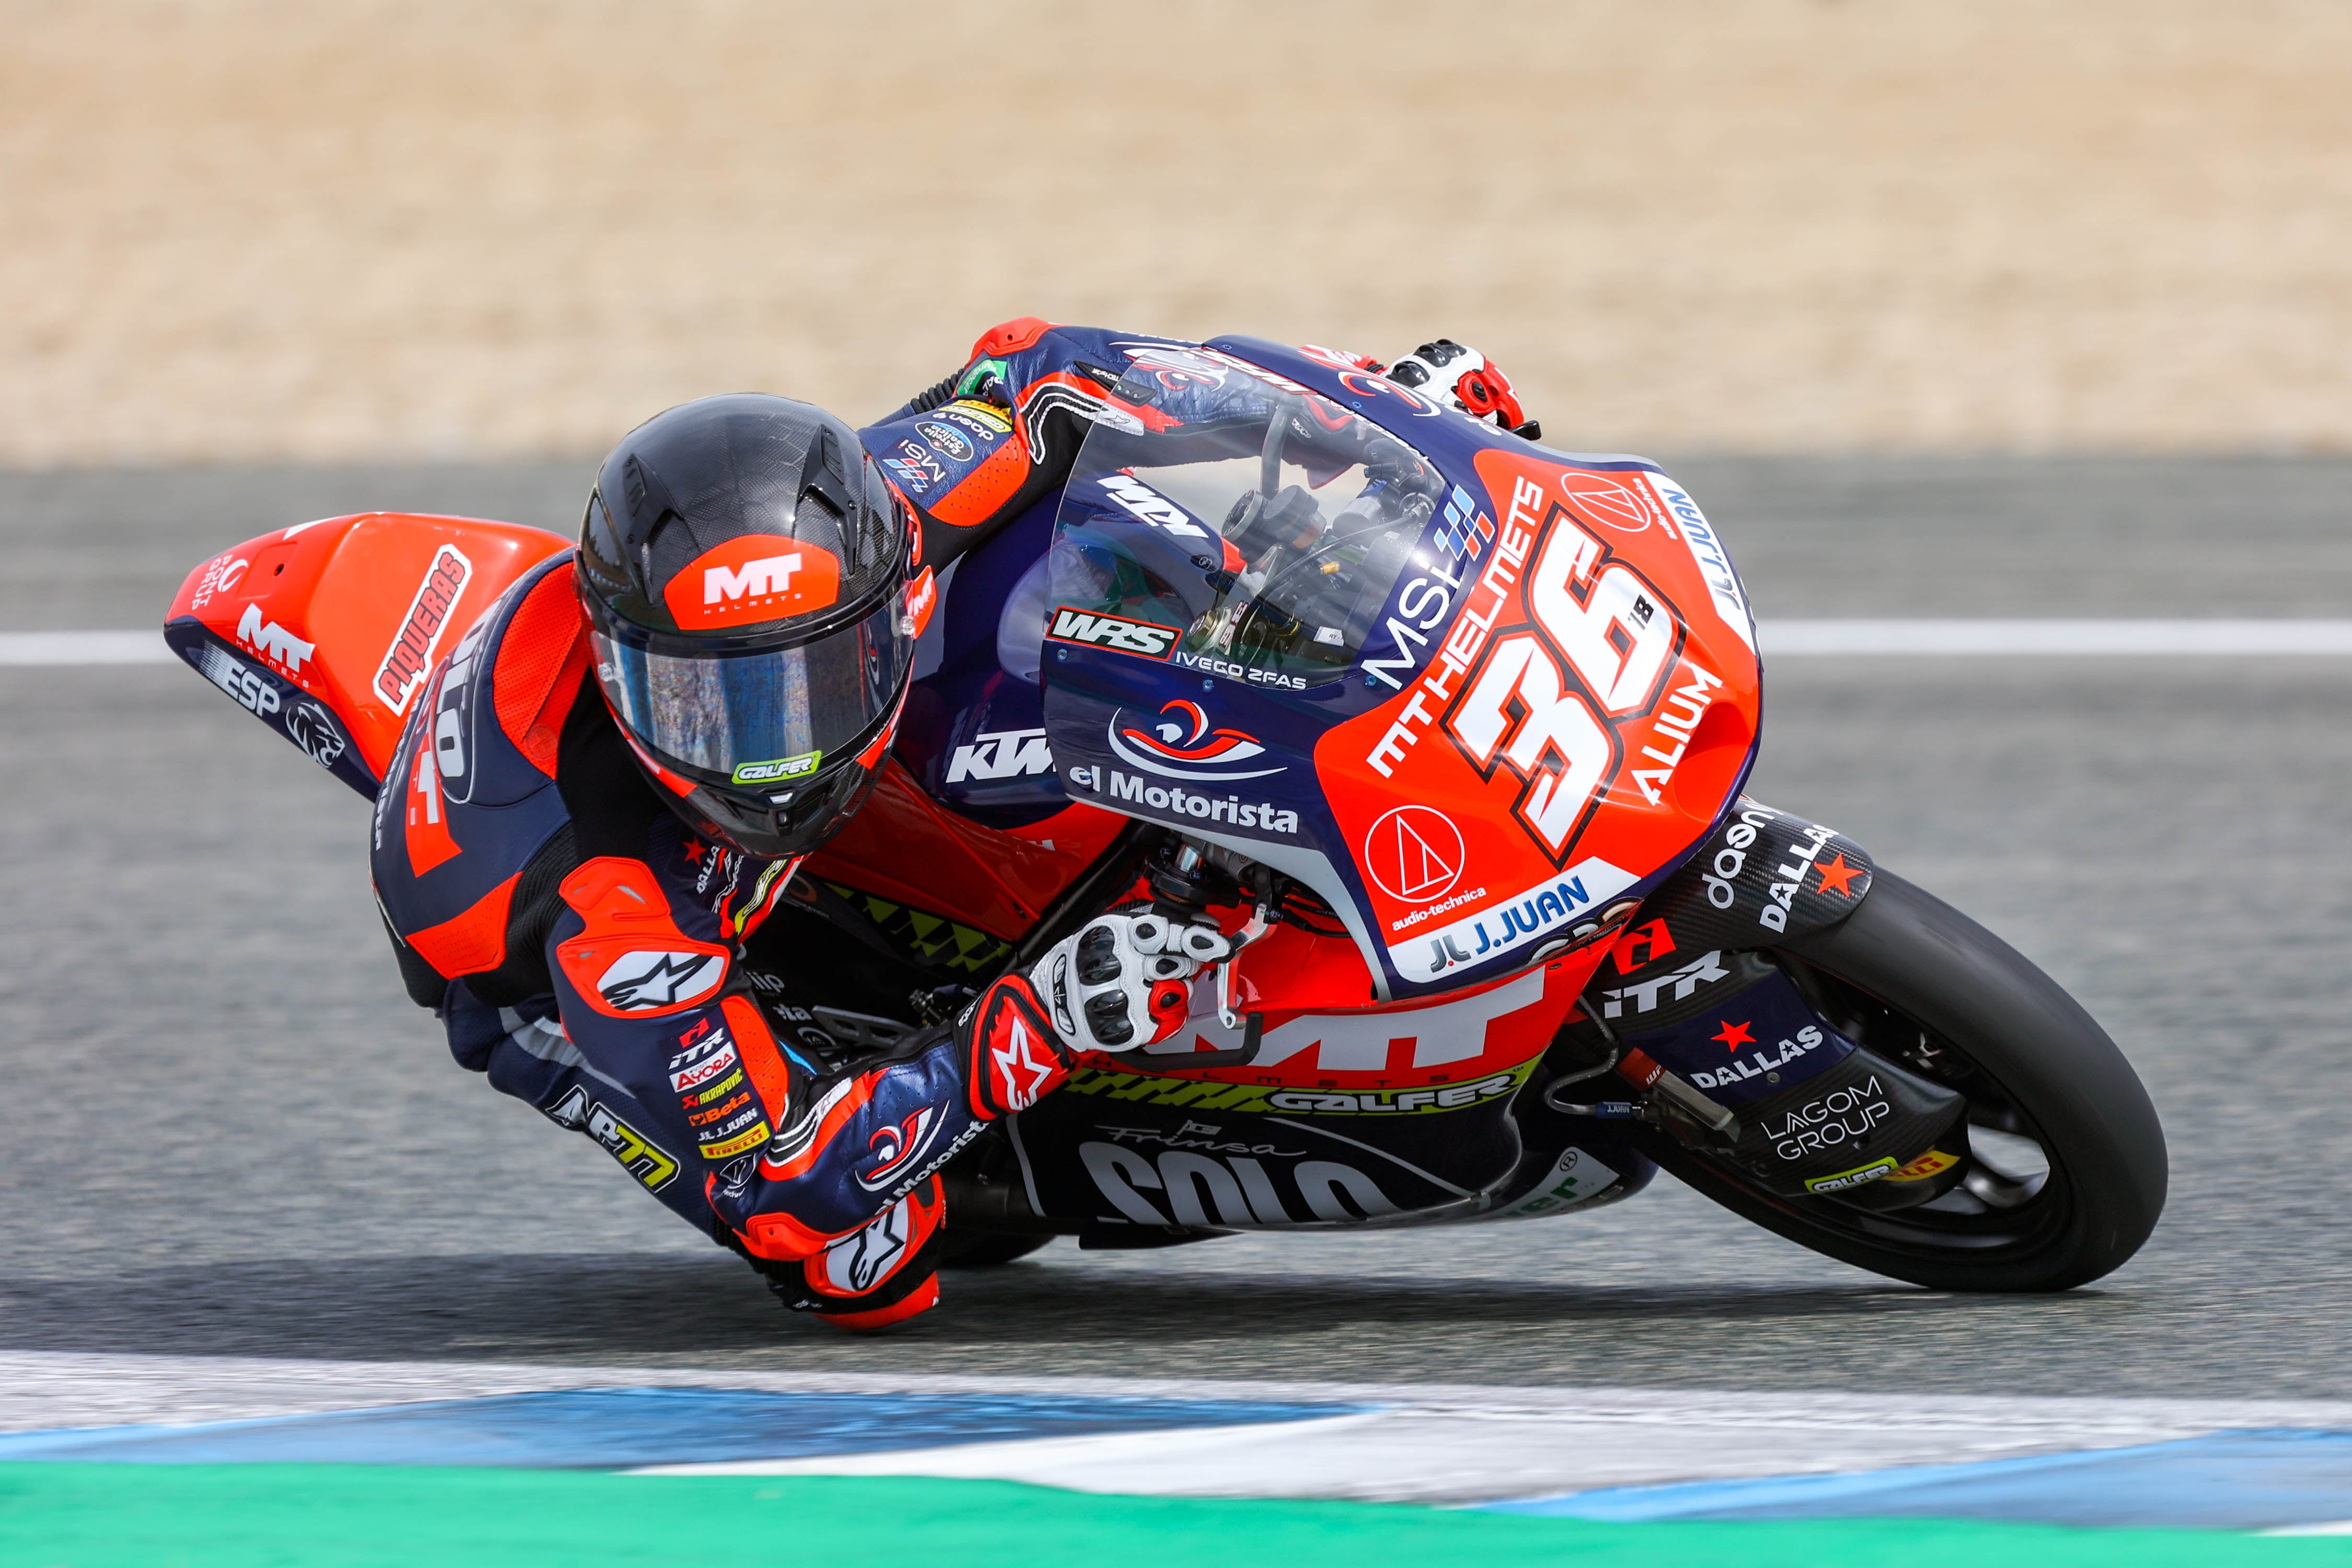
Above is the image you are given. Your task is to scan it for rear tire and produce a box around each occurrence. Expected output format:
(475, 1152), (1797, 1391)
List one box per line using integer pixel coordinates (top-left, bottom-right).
(1639, 870), (2166, 1292)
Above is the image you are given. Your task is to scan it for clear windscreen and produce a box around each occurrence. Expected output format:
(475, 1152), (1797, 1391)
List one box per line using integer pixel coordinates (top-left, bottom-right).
(1046, 347), (1452, 688)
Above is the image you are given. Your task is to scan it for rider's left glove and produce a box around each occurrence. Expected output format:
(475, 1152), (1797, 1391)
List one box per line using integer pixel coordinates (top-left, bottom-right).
(951, 911), (1232, 1119)
(1387, 339), (1537, 438)
(1036, 910), (1231, 1055)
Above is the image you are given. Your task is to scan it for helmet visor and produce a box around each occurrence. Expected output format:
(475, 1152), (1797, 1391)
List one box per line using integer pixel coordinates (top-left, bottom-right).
(591, 594), (910, 787)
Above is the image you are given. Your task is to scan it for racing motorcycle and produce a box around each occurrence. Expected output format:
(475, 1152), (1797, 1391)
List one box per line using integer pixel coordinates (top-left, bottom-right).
(163, 337), (2165, 1293)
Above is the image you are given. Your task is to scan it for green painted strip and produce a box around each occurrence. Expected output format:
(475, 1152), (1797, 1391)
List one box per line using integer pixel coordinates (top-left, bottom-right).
(5, 1465), (2352, 1567)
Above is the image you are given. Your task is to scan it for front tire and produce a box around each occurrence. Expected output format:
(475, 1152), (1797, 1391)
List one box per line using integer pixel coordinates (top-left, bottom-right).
(1640, 870), (2166, 1292)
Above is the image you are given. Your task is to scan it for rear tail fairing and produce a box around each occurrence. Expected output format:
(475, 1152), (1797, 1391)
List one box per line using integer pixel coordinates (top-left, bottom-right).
(1037, 338), (1765, 1005)
(163, 512), (571, 799)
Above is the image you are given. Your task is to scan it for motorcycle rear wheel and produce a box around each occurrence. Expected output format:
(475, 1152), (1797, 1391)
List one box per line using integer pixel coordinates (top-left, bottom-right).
(1637, 869), (2166, 1292)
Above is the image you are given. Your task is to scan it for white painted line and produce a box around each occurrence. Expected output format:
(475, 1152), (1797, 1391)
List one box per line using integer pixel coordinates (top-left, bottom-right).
(1762, 619), (2352, 655)
(628, 1409), (2132, 1503)
(0, 630), (172, 665)
(10, 1353), (2352, 1507)
(16, 1352), (2352, 1437)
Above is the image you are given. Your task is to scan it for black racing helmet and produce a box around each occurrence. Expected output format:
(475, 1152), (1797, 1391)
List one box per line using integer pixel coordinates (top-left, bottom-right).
(577, 394), (915, 859)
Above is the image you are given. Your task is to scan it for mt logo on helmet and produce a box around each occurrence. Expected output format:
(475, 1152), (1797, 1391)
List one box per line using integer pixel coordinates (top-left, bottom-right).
(665, 538), (844, 630)
(577, 393), (913, 859)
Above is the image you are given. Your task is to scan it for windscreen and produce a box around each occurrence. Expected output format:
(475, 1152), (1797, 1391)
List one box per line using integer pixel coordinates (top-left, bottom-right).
(1046, 347), (1452, 689)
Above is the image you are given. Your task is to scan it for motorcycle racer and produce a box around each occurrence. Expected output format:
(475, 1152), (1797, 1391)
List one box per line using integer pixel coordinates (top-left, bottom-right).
(371, 319), (1530, 1328)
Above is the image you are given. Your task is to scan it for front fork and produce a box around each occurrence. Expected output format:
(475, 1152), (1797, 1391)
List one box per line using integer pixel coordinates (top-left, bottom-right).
(1556, 797), (1970, 1209)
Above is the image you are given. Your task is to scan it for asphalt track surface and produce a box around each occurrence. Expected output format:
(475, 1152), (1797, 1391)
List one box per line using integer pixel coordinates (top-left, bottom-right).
(6, 455), (2352, 1399)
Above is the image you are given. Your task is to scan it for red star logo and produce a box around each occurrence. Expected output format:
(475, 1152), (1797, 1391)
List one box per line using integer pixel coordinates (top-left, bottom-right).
(1814, 853), (1863, 898)
(1712, 1020), (1755, 1052)
(682, 838), (707, 866)
(991, 1018), (1058, 1111)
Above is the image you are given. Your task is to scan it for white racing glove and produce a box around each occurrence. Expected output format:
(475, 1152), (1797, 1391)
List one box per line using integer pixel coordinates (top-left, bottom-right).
(1386, 339), (1534, 435)
(1035, 910), (1232, 1054)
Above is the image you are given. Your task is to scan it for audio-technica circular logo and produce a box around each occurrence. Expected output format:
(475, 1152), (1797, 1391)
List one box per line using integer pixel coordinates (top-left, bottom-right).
(1362, 805), (1465, 904)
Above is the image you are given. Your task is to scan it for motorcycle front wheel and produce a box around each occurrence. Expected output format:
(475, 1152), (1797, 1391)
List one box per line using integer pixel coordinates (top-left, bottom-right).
(1638, 869), (2167, 1292)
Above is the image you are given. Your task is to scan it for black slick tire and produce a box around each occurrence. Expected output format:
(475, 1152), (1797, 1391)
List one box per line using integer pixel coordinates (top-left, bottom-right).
(1641, 869), (2166, 1292)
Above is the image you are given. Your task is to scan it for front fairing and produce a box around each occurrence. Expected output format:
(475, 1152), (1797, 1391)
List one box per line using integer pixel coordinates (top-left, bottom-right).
(1041, 337), (1763, 1000)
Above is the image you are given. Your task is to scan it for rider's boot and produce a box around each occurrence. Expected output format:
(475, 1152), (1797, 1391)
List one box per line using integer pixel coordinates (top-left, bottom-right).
(716, 1174), (951, 1331)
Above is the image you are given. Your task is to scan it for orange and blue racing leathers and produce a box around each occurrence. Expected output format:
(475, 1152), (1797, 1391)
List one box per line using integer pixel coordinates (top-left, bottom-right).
(371, 319), (1220, 1325)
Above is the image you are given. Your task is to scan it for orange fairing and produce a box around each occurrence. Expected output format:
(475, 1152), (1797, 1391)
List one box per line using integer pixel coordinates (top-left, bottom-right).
(803, 759), (1122, 940)
(165, 513), (571, 785)
(1312, 451), (1761, 991)
(1122, 932), (1608, 1093)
